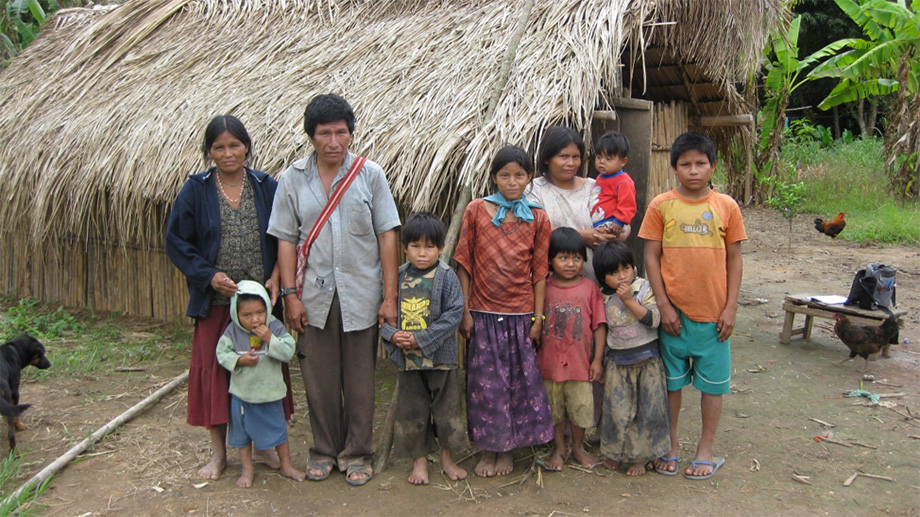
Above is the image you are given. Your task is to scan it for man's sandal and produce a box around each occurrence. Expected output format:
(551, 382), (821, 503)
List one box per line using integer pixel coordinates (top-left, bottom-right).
(305, 459), (334, 481)
(346, 464), (374, 486)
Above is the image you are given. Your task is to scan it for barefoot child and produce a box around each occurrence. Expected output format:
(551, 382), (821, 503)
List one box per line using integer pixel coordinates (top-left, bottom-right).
(455, 145), (554, 477)
(639, 132), (746, 480)
(537, 227), (606, 471)
(590, 131), (637, 241)
(593, 241), (669, 476)
(216, 281), (306, 487)
(380, 213), (468, 485)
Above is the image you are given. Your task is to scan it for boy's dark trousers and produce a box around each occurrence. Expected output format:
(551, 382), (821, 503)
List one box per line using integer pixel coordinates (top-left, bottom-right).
(393, 369), (467, 458)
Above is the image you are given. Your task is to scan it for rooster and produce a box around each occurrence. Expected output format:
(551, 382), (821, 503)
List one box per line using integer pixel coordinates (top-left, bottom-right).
(833, 312), (899, 372)
(814, 212), (846, 242)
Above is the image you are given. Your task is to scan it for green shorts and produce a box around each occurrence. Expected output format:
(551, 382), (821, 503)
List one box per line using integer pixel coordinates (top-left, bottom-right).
(543, 379), (595, 428)
(659, 308), (731, 395)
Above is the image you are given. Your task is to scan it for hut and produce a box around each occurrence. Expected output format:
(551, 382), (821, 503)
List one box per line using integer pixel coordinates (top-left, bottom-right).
(0, 0), (782, 322)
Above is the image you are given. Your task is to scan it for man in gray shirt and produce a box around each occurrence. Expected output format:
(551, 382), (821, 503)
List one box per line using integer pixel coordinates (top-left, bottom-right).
(268, 94), (400, 486)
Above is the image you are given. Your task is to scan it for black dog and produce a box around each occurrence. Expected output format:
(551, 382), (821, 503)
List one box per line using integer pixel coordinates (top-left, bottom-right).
(1, 335), (51, 451)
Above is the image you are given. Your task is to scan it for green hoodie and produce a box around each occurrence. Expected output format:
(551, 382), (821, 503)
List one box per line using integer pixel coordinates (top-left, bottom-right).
(216, 280), (295, 403)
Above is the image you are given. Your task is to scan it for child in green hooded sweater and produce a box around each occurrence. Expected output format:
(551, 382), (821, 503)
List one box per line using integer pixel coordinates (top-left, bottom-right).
(216, 280), (305, 487)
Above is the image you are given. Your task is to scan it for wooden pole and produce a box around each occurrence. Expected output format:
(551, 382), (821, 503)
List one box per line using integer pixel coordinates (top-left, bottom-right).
(1, 371), (188, 511)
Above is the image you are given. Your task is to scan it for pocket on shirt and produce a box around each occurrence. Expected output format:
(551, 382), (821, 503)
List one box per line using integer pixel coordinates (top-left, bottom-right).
(348, 201), (374, 236)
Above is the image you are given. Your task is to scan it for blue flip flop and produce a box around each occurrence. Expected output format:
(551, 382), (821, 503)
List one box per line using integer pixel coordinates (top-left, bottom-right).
(535, 457), (563, 472)
(654, 456), (679, 476)
(683, 457), (726, 480)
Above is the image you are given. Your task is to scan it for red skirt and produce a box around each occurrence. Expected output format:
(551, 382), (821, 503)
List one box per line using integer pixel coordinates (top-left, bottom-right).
(187, 305), (295, 428)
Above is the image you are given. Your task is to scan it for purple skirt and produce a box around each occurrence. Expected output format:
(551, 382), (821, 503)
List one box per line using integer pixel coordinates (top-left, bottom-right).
(466, 311), (554, 452)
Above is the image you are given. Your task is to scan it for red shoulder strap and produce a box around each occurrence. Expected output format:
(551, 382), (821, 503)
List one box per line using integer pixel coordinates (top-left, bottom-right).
(295, 156), (367, 296)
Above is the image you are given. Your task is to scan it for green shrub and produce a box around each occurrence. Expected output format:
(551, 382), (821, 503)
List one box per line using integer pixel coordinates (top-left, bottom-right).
(779, 136), (920, 245)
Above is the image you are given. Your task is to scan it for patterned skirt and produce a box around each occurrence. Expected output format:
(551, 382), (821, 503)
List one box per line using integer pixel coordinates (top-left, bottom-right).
(466, 311), (553, 452)
(599, 357), (670, 463)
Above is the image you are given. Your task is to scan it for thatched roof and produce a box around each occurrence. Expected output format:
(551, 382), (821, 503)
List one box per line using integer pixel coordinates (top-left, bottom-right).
(0, 0), (782, 248)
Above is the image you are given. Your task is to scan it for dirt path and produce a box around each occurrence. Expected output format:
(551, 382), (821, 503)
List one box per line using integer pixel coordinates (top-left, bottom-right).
(9, 207), (920, 516)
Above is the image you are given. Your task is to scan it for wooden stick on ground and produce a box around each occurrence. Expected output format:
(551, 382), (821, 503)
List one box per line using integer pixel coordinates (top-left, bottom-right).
(372, 377), (399, 474)
(0, 371), (188, 511)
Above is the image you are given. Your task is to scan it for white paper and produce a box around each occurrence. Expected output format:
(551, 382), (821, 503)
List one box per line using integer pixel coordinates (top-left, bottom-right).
(809, 295), (848, 305)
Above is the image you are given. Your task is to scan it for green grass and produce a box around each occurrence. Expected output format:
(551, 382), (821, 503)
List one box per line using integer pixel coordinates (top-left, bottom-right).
(0, 299), (189, 379)
(0, 453), (48, 516)
(779, 137), (920, 245)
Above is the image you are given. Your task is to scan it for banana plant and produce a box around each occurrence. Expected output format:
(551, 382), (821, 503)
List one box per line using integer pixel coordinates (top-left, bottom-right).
(756, 15), (847, 180)
(2, 0), (51, 61)
(806, 0), (919, 198)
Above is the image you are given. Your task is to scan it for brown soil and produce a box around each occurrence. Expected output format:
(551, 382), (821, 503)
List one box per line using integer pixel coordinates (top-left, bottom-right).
(7, 207), (920, 516)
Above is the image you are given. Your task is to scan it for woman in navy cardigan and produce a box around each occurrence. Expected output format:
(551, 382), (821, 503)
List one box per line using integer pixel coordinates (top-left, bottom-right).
(166, 115), (293, 480)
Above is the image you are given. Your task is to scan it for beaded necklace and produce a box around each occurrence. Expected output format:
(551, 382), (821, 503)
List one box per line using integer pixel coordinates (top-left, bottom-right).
(216, 170), (244, 204)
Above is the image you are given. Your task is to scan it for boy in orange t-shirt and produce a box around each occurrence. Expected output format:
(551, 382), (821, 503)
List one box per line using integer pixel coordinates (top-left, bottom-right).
(638, 132), (746, 481)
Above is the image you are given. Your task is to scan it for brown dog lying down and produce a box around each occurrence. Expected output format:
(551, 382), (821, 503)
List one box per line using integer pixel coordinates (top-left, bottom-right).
(1, 335), (51, 452)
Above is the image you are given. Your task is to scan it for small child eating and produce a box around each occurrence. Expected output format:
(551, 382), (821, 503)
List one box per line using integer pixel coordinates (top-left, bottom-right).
(216, 280), (305, 487)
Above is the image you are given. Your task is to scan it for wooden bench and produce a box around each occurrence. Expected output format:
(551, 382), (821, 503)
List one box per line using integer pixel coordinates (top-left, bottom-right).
(779, 294), (906, 346)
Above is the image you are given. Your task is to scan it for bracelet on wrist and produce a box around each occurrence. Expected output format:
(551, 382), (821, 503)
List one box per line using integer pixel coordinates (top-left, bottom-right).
(531, 314), (545, 322)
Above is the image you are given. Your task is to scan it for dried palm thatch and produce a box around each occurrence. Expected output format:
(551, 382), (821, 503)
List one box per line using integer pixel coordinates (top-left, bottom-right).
(0, 0), (781, 250)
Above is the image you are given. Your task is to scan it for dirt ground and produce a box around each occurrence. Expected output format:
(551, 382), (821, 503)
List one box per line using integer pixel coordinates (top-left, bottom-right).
(5, 207), (920, 516)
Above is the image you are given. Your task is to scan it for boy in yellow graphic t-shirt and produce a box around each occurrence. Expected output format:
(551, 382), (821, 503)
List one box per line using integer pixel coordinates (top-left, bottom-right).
(638, 132), (747, 481)
(380, 213), (468, 485)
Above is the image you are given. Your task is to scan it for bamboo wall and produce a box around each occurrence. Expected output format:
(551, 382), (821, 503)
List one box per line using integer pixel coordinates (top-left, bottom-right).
(0, 232), (189, 323)
(649, 101), (689, 198)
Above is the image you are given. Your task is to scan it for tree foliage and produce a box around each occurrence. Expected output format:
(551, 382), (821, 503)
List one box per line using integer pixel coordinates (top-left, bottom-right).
(756, 15), (843, 187)
(807, 0), (919, 198)
(1, 0), (74, 64)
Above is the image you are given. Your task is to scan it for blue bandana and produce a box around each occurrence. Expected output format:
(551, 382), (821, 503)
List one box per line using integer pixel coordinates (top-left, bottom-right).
(483, 192), (542, 227)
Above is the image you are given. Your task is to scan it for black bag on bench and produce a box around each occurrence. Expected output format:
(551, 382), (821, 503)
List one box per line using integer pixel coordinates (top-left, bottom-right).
(844, 263), (897, 310)
(845, 263), (898, 344)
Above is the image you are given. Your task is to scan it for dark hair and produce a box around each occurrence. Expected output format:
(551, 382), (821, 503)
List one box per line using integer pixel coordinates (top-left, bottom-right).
(536, 126), (584, 177)
(236, 293), (266, 310)
(489, 145), (534, 181)
(549, 227), (587, 263)
(304, 94), (356, 138)
(202, 115), (252, 161)
(402, 212), (446, 248)
(670, 131), (717, 168)
(596, 131), (630, 158)
(592, 241), (635, 280)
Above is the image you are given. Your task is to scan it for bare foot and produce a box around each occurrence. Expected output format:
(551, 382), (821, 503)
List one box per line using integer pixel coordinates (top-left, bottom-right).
(543, 449), (565, 471)
(571, 446), (598, 468)
(197, 456), (227, 480)
(280, 464), (306, 482)
(475, 451), (497, 477)
(603, 458), (620, 470)
(236, 466), (254, 488)
(494, 452), (514, 476)
(408, 457), (429, 485)
(626, 462), (647, 476)
(253, 448), (282, 470)
(440, 450), (468, 481)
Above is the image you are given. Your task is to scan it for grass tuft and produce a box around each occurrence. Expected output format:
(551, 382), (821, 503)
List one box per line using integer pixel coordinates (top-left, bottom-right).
(0, 300), (189, 379)
(779, 137), (920, 245)
(0, 452), (48, 516)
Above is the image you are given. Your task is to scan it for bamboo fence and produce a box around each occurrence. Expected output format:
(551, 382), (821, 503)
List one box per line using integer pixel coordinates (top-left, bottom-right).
(649, 101), (689, 197)
(0, 231), (188, 323)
